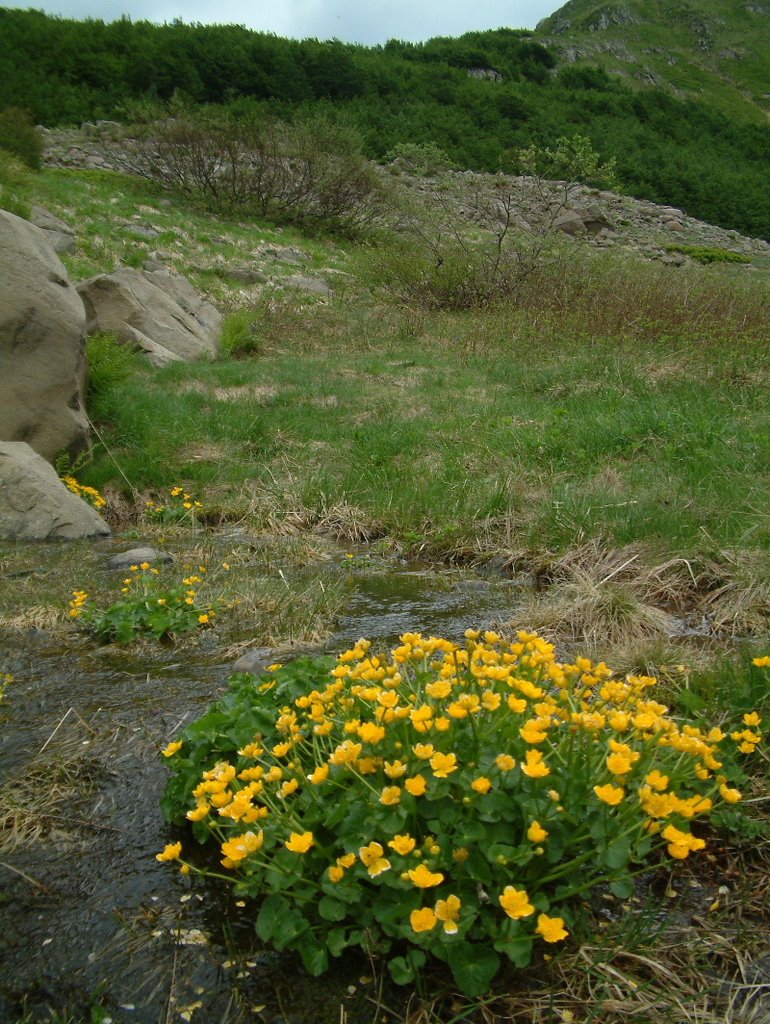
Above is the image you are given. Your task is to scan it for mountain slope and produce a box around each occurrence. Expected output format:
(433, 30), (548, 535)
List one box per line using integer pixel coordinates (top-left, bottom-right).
(534, 0), (770, 123)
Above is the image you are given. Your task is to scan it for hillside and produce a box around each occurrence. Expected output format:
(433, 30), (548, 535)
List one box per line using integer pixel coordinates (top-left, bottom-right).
(535, 0), (770, 123)
(2, 7), (770, 238)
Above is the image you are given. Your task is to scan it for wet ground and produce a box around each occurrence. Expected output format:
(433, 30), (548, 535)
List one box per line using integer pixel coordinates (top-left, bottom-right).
(0, 551), (524, 1024)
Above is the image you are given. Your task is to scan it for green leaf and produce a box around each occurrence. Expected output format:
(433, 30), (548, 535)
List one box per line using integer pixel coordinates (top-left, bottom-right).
(446, 943), (500, 997)
(609, 877), (634, 899)
(604, 835), (631, 870)
(494, 935), (533, 968)
(388, 949), (426, 986)
(318, 896), (348, 922)
(300, 939), (329, 976)
(256, 893), (286, 943)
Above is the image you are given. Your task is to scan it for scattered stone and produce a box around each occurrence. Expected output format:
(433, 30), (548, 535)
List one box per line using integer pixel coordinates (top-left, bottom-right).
(233, 647), (276, 674)
(224, 267), (267, 285)
(108, 546), (173, 569)
(0, 442), (110, 541)
(0, 210), (90, 463)
(124, 224), (160, 239)
(77, 266), (222, 366)
(283, 274), (332, 297)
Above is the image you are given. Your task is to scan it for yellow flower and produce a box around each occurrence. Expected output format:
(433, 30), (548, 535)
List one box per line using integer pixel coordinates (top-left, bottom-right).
(156, 842), (182, 862)
(521, 749), (550, 778)
(645, 770), (669, 791)
(359, 841), (391, 877)
(593, 783), (625, 806)
(536, 913), (569, 943)
(413, 743), (435, 759)
(435, 895), (462, 934)
(719, 783), (742, 804)
(358, 722), (386, 744)
(495, 754), (516, 771)
(527, 820), (549, 843)
(384, 759), (408, 779)
(430, 751), (458, 778)
(186, 804), (209, 822)
(471, 776), (492, 795)
(752, 656), (770, 667)
(139, 561), (151, 570)
(388, 834), (416, 855)
(285, 831), (314, 853)
(280, 779), (299, 798)
(410, 907), (438, 933)
(743, 711), (762, 727)
(380, 786), (401, 806)
(408, 864), (444, 888)
(404, 774), (427, 796)
(307, 764), (329, 785)
(662, 824), (706, 859)
(606, 752), (633, 776)
(337, 853), (356, 868)
(220, 831), (264, 863)
(161, 740), (183, 757)
(499, 886), (535, 920)
(328, 865), (345, 883)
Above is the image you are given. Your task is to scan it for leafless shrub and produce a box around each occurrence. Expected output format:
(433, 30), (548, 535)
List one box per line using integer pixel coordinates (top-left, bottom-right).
(122, 110), (386, 236)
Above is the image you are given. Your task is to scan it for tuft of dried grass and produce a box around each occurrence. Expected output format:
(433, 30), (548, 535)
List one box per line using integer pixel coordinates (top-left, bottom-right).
(700, 549), (770, 638)
(505, 542), (695, 654)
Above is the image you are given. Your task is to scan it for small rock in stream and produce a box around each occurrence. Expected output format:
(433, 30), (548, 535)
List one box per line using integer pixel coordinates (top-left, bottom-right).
(107, 546), (173, 569)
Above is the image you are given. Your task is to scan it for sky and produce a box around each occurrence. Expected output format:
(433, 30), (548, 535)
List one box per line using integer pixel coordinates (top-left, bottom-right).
(8, 1), (564, 45)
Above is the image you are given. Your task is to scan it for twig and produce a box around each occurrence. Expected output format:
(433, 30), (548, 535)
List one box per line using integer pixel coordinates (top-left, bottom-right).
(39, 707), (74, 753)
(0, 859), (51, 893)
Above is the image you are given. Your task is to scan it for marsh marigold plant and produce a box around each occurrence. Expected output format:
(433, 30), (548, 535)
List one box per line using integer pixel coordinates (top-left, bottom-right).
(159, 630), (764, 995)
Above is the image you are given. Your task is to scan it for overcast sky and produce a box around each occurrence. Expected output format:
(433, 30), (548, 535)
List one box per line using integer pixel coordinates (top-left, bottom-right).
(8, 1), (563, 44)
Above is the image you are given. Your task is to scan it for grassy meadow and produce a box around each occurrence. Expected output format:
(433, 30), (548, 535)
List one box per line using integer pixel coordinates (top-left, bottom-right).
(2, 161), (770, 1023)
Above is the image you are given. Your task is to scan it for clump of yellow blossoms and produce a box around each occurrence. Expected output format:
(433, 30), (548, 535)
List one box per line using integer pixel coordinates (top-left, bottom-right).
(159, 632), (765, 996)
(61, 475), (107, 510)
(145, 485), (204, 527)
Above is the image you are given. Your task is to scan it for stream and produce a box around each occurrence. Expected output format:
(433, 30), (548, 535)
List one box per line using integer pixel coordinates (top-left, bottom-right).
(0, 555), (524, 1024)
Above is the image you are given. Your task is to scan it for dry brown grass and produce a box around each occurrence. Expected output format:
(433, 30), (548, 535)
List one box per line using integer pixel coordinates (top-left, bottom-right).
(503, 542), (697, 656)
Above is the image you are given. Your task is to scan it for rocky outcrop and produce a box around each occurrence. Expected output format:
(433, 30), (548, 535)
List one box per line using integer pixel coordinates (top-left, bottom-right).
(77, 265), (221, 366)
(0, 210), (90, 463)
(0, 442), (110, 540)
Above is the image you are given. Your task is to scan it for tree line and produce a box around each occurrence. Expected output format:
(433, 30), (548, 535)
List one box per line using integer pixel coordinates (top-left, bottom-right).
(2, 8), (769, 239)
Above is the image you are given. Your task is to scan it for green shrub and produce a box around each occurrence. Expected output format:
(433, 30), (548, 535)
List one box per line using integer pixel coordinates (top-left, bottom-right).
(86, 332), (141, 407)
(0, 107), (42, 171)
(159, 630), (764, 996)
(219, 310), (263, 359)
(0, 148), (32, 218)
(665, 244), (752, 265)
(384, 142), (455, 177)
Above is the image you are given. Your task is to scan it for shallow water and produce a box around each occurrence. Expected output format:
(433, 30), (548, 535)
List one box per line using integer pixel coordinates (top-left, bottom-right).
(0, 555), (523, 1023)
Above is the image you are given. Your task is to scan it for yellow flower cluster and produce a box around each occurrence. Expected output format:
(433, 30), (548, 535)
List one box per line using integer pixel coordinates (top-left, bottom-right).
(62, 475), (107, 509)
(160, 630), (765, 954)
(68, 590), (88, 618)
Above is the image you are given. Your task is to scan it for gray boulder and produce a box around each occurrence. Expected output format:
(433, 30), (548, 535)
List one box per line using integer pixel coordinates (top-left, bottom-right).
(0, 210), (90, 463)
(0, 442), (110, 540)
(29, 205), (76, 254)
(77, 266), (221, 366)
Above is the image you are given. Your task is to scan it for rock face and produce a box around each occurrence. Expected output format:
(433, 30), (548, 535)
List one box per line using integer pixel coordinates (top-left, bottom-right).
(0, 210), (90, 463)
(0, 442), (110, 540)
(77, 266), (221, 366)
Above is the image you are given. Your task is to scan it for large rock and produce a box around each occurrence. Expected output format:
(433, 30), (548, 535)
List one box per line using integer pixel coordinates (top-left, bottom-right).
(77, 266), (221, 366)
(0, 210), (89, 463)
(29, 204), (76, 254)
(0, 442), (110, 540)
